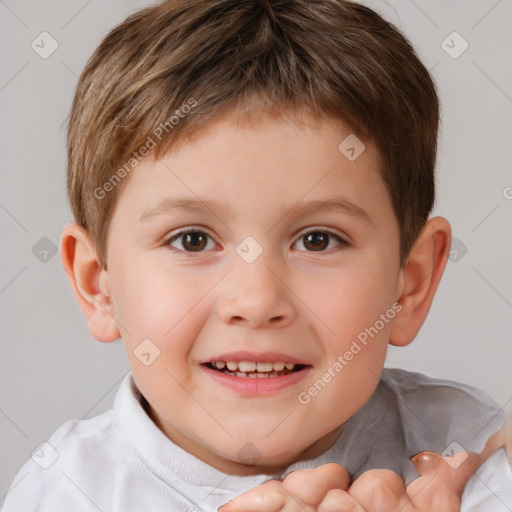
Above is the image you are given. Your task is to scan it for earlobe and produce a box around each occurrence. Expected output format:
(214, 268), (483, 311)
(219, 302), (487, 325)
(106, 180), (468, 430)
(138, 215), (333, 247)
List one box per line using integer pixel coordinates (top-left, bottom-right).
(389, 217), (451, 347)
(59, 222), (121, 343)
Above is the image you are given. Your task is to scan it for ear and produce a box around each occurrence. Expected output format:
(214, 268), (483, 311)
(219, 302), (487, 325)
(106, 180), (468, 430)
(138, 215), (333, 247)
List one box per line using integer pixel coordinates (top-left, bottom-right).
(389, 217), (451, 347)
(59, 222), (121, 343)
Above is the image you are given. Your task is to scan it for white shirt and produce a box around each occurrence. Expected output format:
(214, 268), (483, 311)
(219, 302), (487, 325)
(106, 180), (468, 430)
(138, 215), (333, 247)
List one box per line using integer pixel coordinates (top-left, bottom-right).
(3, 369), (512, 511)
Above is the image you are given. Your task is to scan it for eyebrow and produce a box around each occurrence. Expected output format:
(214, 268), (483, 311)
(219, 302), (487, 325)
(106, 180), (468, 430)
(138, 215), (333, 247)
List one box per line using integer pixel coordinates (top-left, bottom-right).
(139, 196), (373, 225)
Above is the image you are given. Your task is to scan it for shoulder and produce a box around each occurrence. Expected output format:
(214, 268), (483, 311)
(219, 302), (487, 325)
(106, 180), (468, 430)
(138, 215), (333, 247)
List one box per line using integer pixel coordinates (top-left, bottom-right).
(2, 410), (117, 511)
(379, 368), (506, 455)
(2, 375), (139, 512)
(379, 367), (504, 418)
(42, 398), (120, 469)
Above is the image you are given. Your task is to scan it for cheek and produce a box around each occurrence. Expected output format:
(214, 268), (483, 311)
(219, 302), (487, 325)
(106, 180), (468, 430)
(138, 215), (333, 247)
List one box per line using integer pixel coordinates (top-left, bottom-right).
(112, 262), (209, 359)
(299, 267), (395, 427)
(114, 263), (215, 410)
(310, 261), (398, 345)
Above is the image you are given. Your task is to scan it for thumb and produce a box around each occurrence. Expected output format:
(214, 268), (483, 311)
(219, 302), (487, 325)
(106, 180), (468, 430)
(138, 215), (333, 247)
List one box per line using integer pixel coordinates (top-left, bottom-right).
(410, 451), (445, 476)
(407, 452), (466, 512)
(411, 449), (479, 496)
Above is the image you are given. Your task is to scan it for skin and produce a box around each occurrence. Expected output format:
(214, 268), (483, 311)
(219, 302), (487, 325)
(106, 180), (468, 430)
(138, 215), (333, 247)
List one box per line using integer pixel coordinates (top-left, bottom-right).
(220, 422), (511, 511)
(60, 109), (451, 484)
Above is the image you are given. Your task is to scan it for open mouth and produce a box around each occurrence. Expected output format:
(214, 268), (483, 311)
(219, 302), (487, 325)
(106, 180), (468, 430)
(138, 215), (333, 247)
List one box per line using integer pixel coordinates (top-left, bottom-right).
(203, 360), (307, 378)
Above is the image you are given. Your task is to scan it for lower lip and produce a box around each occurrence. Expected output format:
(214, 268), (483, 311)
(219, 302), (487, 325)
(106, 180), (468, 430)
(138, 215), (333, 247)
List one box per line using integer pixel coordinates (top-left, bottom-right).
(201, 365), (311, 395)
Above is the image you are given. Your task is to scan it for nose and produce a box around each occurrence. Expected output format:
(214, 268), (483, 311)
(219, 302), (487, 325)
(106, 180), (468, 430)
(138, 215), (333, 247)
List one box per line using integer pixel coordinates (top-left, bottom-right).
(216, 255), (297, 329)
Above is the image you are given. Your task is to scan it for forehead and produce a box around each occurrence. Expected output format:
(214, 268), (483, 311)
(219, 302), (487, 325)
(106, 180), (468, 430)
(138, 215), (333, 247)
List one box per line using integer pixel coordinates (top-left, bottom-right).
(113, 110), (392, 228)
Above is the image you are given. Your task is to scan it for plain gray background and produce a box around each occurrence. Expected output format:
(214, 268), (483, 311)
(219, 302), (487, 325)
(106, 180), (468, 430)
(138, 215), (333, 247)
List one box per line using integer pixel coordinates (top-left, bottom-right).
(1, 0), (511, 503)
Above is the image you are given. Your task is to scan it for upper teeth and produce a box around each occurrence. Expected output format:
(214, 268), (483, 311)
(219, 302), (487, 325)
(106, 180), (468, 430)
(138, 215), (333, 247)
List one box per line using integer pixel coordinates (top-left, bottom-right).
(213, 361), (296, 372)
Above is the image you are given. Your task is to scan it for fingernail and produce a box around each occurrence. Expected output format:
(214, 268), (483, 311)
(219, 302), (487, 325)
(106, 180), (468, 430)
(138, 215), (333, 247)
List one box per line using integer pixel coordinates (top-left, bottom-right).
(411, 450), (443, 474)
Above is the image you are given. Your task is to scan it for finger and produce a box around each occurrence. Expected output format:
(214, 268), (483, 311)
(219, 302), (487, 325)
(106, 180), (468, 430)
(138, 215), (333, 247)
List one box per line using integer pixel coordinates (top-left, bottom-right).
(318, 489), (367, 512)
(410, 451), (445, 475)
(478, 418), (511, 463)
(406, 473), (460, 512)
(503, 412), (512, 461)
(348, 470), (406, 512)
(411, 450), (479, 492)
(408, 451), (473, 512)
(219, 480), (287, 512)
(281, 463), (351, 505)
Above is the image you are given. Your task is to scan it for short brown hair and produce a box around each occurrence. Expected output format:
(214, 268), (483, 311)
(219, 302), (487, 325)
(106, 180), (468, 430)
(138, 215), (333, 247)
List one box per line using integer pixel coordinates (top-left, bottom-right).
(67, 0), (439, 269)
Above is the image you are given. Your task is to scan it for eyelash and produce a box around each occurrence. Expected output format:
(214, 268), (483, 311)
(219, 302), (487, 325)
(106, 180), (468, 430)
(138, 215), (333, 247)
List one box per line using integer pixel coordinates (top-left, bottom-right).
(164, 227), (351, 256)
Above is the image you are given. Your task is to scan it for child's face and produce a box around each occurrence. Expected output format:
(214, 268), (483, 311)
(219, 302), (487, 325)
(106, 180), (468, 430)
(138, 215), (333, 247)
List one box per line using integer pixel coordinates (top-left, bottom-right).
(104, 110), (403, 474)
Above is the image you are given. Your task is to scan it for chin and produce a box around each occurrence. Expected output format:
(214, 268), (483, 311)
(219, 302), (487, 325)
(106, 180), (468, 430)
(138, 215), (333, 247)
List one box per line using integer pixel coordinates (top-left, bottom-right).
(229, 437), (306, 468)
(230, 448), (303, 475)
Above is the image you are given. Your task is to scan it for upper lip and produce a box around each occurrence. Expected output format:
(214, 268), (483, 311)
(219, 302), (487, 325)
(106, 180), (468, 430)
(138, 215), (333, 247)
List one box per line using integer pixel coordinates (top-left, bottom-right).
(201, 351), (310, 365)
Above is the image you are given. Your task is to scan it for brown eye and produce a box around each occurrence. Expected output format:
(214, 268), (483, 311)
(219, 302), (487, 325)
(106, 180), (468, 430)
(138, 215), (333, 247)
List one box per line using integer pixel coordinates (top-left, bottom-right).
(182, 232), (207, 251)
(168, 230), (214, 253)
(295, 230), (348, 252)
(303, 232), (329, 251)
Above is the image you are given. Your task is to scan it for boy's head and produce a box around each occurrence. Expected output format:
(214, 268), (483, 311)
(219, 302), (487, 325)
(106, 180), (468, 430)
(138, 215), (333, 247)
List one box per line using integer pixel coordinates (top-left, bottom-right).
(66, 0), (439, 271)
(61, 0), (451, 474)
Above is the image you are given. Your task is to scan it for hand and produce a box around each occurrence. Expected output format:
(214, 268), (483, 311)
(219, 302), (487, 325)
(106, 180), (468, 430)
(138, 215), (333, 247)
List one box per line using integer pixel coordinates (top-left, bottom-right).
(220, 422), (510, 512)
(321, 444), (498, 512)
(218, 457), (466, 512)
(218, 463), (367, 511)
(349, 453), (470, 512)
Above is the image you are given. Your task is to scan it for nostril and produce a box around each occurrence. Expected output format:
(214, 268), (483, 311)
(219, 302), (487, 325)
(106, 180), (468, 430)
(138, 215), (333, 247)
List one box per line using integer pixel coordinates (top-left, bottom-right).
(228, 314), (287, 326)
